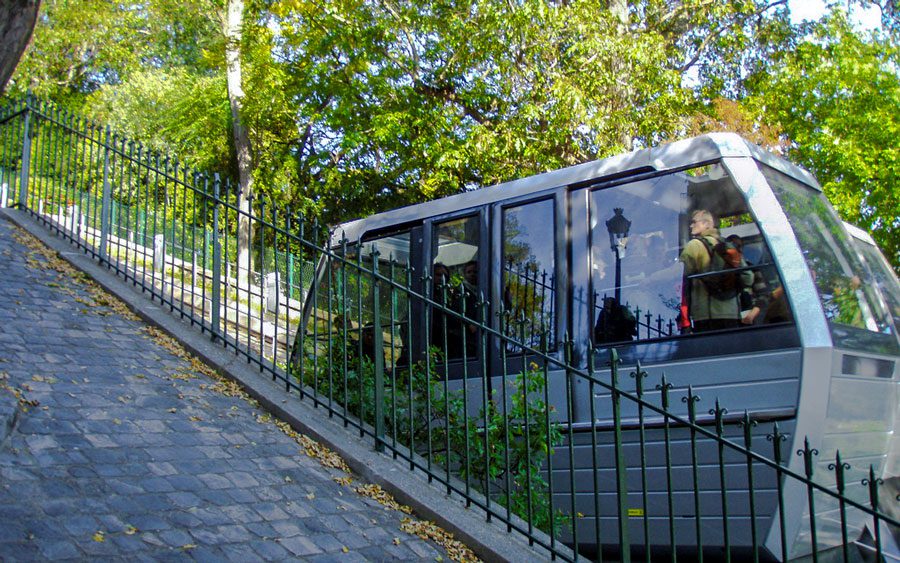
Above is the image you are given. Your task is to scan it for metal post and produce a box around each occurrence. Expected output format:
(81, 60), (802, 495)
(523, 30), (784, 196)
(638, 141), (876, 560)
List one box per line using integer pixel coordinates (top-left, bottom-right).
(99, 126), (112, 262)
(192, 251), (197, 289)
(614, 247), (622, 303)
(0, 182), (7, 208)
(153, 234), (165, 272)
(287, 253), (294, 300)
(610, 349), (632, 562)
(18, 100), (33, 209)
(371, 246), (385, 452)
(211, 174), (222, 339)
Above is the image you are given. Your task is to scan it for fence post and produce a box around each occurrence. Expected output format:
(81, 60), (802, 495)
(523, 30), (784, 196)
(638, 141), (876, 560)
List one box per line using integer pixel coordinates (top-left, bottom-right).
(153, 234), (165, 272)
(609, 348), (632, 562)
(0, 182), (7, 208)
(371, 246), (385, 452)
(211, 174), (222, 339)
(18, 97), (33, 209)
(287, 252), (294, 300)
(99, 126), (112, 262)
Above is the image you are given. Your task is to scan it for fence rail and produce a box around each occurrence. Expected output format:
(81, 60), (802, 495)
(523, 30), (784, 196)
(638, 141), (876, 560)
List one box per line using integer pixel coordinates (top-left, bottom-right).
(1, 95), (898, 563)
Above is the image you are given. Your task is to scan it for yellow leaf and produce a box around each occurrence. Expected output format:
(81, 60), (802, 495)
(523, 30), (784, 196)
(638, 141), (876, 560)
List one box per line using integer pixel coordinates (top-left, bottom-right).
(181, 544), (197, 550)
(124, 525), (138, 535)
(31, 375), (44, 382)
(306, 493), (316, 500)
(341, 546), (349, 553)
(92, 531), (105, 542)
(393, 538), (401, 545)
(113, 418), (121, 425)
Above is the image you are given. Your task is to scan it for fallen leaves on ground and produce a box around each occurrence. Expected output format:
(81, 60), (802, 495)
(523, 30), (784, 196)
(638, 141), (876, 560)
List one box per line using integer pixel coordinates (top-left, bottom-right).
(10, 225), (480, 563)
(354, 484), (412, 514)
(400, 518), (479, 563)
(12, 228), (140, 321)
(0, 372), (40, 411)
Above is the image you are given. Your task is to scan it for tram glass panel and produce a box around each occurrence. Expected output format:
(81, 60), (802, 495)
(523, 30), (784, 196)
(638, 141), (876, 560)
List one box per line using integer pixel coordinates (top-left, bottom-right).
(502, 200), (556, 351)
(762, 165), (898, 354)
(304, 231), (412, 373)
(431, 215), (480, 362)
(849, 233), (900, 339)
(589, 164), (790, 348)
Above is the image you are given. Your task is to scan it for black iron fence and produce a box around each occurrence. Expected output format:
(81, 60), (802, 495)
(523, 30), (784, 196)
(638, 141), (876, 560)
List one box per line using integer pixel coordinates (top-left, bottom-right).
(1, 96), (898, 562)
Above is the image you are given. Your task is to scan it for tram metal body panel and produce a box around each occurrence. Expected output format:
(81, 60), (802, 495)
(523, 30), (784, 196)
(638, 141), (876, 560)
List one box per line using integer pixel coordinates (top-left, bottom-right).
(329, 133), (817, 247)
(299, 133), (900, 560)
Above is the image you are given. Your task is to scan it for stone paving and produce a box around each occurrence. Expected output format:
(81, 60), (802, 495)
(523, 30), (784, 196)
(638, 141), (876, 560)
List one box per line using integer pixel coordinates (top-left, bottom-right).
(0, 216), (447, 561)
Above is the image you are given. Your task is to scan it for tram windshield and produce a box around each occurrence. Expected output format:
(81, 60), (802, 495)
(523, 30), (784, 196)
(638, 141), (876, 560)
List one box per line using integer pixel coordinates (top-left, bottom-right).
(846, 226), (900, 341)
(761, 165), (898, 352)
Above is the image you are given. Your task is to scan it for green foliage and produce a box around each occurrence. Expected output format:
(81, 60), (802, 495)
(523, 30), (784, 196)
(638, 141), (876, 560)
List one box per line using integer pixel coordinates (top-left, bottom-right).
(299, 338), (569, 536)
(750, 10), (900, 272)
(86, 67), (232, 173)
(8, 0), (223, 106)
(9, 0), (895, 273)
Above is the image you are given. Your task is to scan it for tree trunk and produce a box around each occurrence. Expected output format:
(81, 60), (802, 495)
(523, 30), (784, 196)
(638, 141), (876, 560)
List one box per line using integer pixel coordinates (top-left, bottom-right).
(225, 0), (253, 289)
(609, 0), (634, 151)
(0, 0), (41, 94)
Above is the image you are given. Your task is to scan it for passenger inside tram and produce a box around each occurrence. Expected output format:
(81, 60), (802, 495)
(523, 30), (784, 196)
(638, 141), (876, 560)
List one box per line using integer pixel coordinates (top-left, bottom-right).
(679, 209), (754, 332)
(589, 165), (793, 348)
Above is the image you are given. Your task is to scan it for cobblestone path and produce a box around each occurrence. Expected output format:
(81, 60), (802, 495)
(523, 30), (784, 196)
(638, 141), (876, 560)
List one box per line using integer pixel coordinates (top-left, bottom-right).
(0, 217), (448, 561)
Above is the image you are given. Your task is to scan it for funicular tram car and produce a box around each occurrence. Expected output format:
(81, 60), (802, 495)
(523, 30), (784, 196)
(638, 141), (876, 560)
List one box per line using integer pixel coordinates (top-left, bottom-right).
(295, 133), (900, 560)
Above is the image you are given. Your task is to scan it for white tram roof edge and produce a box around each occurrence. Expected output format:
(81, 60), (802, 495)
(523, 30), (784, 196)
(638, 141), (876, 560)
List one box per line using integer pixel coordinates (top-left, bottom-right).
(330, 132), (821, 245)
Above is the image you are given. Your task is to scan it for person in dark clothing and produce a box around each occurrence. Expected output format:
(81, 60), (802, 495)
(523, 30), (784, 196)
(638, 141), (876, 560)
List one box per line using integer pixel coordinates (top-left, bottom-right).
(594, 297), (637, 344)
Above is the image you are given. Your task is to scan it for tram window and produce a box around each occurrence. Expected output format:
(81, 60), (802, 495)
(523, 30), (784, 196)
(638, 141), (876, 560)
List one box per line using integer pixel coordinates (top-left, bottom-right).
(762, 165), (895, 347)
(850, 235), (900, 333)
(589, 164), (790, 346)
(502, 200), (556, 351)
(322, 232), (412, 371)
(431, 216), (480, 361)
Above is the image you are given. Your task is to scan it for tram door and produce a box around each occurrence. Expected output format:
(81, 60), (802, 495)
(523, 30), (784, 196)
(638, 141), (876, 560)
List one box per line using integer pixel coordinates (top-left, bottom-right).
(495, 197), (560, 376)
(426, 211), (488, 380)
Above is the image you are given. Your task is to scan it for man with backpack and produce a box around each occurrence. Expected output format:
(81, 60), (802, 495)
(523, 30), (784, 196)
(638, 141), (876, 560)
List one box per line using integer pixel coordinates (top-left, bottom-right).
(679, 210), (755, 332)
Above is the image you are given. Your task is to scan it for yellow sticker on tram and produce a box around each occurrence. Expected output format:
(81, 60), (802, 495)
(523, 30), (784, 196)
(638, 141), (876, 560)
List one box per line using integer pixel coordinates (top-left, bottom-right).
(628, 508), (644, 517)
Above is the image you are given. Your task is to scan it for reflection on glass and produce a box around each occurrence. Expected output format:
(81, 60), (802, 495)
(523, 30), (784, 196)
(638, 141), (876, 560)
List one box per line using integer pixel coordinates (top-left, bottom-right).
(308, 231), (412, 371)
(503, 200), (555, 351)
(589, 164), (791, 347)
(762, 165), (893, 340)
(431, 216), (480, 361)
(850, 232), (900, 337)
(591, 175), (686, 343)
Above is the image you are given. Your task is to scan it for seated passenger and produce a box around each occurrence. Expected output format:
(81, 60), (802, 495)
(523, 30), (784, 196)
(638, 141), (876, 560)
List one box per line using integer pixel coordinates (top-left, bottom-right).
(679, 210), (754, 332)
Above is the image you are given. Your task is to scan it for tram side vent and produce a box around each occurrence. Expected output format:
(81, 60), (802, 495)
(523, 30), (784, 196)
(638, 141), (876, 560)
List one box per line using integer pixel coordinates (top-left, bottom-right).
(841, 354), (895, 379)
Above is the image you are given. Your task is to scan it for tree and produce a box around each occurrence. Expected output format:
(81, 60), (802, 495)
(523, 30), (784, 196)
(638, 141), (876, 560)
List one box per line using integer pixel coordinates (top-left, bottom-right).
(263, 0), (792, 226)
(225, 0), (254, 286)
(750, 10), (900, 271)
(0, 0), (41, 93)
(7, 0), (221, 107)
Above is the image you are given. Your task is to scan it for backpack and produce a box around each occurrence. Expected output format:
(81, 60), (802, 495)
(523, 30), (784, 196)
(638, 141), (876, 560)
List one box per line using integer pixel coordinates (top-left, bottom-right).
(699, 235), (744, 300)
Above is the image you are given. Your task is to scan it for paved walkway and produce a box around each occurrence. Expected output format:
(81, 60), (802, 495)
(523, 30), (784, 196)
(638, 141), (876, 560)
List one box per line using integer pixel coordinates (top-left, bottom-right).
(0, 216), (449, 561)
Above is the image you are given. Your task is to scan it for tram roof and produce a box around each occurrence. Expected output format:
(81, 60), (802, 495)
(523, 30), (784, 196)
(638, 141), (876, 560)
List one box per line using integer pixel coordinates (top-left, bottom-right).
(332, 132), (820, 243)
